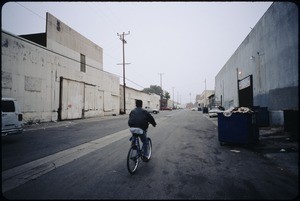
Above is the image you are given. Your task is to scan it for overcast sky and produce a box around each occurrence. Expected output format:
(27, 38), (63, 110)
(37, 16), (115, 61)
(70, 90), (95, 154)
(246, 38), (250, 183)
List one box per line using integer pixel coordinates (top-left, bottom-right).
(1, 1), (272, 104)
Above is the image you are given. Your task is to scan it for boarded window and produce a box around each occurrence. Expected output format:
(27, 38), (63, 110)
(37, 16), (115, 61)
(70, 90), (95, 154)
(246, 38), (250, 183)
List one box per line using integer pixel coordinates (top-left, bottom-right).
(2, 71), (12, 89)
(80, 54), (86, 72)
(57, 20), (61, 31)
(25, 76), (42, 92)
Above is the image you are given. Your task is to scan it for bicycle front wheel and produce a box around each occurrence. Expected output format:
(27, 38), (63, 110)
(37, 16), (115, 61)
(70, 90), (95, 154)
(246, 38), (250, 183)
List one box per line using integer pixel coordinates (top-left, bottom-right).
(127, 147), (139, 174)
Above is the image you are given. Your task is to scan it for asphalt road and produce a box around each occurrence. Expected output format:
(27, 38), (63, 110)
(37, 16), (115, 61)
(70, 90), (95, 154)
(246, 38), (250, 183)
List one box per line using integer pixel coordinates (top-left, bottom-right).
(2, 109), (298, 199)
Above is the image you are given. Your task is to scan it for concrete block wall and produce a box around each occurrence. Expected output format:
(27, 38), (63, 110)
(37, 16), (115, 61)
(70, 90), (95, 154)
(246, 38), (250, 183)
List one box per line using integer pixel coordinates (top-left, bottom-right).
(214, 2), (298, 126)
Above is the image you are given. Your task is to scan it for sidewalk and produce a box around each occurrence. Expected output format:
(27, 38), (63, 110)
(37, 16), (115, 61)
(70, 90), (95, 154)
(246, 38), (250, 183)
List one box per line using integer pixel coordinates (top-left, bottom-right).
(253, 127), (299, 176)
(23, 115), (126, 131)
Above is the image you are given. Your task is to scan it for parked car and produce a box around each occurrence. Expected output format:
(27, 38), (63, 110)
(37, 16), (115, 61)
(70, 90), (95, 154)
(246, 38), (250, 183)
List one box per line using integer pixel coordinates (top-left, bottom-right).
(145, 106), (159, 114)
(2, 98), (23, 136)
(208, 107), (225, 118)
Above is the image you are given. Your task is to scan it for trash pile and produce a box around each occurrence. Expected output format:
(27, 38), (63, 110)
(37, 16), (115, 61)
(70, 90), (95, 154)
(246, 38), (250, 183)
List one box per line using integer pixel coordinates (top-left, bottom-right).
(223, 107), (254, 117)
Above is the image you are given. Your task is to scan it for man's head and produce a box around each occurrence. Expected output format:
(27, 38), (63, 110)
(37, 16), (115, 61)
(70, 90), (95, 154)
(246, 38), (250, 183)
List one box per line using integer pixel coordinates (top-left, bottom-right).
(136, 99), (143, 108)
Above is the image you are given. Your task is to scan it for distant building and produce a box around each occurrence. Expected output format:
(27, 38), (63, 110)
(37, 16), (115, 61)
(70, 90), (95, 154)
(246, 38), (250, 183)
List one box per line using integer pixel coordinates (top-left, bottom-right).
(207, 94), (222, 109)
(2, 13), (119, 123)
(196, 90), (214, 108)
(214, 2), (298, 126)
(119, 85), (160, 114)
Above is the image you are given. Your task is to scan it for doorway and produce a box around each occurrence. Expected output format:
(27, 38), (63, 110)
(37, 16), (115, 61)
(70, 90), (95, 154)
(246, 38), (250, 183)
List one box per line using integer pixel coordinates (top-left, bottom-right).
(238, 75), (253, 108)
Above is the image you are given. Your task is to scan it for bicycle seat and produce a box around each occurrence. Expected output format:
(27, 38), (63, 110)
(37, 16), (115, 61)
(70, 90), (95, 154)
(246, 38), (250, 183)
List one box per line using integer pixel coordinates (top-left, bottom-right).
(129, 127), (144, 134)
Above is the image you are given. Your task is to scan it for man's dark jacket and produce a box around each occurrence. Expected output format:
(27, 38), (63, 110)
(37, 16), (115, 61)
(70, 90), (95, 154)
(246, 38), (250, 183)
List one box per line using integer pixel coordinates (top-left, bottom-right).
(128, 107), (156, 130)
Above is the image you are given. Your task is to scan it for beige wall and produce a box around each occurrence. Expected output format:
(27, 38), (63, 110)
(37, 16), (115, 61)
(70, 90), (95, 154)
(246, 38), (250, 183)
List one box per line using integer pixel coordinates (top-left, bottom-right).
(119, 86), (160, 114)
(196, 90), (214, 108)
(46, 12), (103, 67)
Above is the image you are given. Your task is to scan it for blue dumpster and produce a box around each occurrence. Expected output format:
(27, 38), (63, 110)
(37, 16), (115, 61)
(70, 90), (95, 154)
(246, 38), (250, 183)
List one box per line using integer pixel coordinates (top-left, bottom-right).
(252, 106), (269, 127)
(284, 109), (299, 140)
(202, 107), (208, 114)
(218, 112), (259, 145)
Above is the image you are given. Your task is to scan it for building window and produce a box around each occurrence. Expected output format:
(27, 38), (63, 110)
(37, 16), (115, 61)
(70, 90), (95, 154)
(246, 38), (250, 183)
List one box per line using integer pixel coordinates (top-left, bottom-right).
(57, 20), (61, 31)
(80, 54), (86, 72)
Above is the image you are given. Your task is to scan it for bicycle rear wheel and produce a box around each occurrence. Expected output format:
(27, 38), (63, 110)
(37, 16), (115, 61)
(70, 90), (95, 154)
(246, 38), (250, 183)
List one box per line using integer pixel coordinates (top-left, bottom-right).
(127, 147), (139, 174)
(144, 137), (152, 162)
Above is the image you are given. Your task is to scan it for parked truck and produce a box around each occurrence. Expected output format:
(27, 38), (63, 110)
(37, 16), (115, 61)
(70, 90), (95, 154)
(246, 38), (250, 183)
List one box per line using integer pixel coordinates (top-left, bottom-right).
(2, 98), (23, 136)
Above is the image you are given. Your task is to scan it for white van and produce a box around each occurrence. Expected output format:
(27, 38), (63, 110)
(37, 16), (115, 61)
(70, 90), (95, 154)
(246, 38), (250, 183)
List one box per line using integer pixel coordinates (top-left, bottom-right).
(1, 98), (23, 136)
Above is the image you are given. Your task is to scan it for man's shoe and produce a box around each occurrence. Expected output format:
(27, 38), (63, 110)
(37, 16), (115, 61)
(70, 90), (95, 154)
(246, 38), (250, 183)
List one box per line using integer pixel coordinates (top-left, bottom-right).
(142, 155), (149, 162)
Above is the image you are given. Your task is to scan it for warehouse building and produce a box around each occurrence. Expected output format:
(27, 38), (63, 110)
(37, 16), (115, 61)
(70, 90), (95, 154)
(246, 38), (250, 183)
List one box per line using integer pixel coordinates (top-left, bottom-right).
(2, 12), (160, 123)
(214, 2), (298, 126)
(2, 12), (121, 123)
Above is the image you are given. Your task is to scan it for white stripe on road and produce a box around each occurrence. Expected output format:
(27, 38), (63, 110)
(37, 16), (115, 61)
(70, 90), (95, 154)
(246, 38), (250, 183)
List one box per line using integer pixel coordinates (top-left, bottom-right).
(2, 129), (131, 193)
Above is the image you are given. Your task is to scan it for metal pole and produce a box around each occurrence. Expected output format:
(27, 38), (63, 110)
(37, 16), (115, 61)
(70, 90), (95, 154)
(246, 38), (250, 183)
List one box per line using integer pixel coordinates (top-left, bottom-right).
(204, 79), (206, 107)
(236, 68), (239, 107)
(172, 87), (175, 109)
(122, 33), (126, 114)
(158, 73), (164, 109)
(117, 31), (130, 114)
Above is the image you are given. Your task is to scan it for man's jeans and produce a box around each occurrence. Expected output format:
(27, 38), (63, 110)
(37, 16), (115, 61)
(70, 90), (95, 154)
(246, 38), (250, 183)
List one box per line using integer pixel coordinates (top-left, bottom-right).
(139, 131), (149, 157)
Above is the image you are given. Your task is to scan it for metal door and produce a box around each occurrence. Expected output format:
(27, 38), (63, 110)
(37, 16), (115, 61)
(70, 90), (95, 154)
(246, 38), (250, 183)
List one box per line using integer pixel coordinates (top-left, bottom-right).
(60, 78), (84, 120)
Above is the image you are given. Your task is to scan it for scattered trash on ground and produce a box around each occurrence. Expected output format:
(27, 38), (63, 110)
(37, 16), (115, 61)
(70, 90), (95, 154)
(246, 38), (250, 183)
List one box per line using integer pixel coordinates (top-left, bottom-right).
(280, 148), (286, 152)
(230, 150), (240, 153)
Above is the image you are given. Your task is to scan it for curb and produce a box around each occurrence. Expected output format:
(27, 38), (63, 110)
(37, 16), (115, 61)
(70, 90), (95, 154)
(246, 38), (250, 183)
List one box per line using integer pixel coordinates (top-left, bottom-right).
(23, 115), (127, 131)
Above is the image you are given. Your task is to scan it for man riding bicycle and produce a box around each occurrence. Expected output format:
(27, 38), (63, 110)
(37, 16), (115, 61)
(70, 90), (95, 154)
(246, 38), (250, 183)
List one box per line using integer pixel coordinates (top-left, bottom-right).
(128, 100), (157, 160)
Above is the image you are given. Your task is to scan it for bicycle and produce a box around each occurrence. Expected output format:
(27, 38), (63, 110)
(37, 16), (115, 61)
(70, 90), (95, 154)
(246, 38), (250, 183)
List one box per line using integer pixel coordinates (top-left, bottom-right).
(127, 128), (152, 174)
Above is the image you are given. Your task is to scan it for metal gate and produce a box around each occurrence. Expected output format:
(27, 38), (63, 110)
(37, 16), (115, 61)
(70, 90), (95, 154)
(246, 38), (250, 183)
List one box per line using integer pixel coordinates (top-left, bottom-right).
(59, 77), (84, 120)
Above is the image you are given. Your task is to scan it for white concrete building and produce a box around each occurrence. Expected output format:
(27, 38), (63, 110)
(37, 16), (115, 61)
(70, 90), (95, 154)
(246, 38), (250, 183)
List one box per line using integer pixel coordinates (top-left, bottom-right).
(2, 13), (119, 123)
(196, 90), (214, 108)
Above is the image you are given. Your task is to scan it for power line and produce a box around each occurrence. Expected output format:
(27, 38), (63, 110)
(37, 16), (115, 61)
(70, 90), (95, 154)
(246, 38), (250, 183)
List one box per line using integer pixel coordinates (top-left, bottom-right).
(15, 2), (45, 22)
(86, 2), (118, 34)
(14, 2), (103, 53)
(15, 2), (119, 64)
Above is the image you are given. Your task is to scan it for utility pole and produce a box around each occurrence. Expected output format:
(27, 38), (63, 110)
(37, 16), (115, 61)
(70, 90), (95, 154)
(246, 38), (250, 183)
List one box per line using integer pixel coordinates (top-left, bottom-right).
(172, 87), (175, 109)
(204, 79), (207, 107)
(158, 73), (164, 109)
(117, 31), (130, 114)
(236, 68), (240, 107)
(177, 91), (179, 107)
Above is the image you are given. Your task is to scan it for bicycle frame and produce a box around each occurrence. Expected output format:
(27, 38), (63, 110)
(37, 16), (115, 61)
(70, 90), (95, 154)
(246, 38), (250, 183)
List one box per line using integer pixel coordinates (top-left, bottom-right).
(127, 130), (152, 174)
(131, 134), (143, 157)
